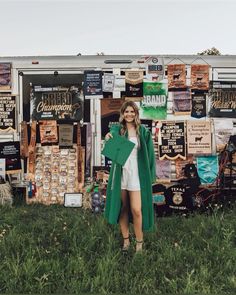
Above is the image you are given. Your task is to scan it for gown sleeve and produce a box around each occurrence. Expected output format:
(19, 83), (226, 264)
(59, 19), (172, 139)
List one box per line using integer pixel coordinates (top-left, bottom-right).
(145, 128), (156, 183)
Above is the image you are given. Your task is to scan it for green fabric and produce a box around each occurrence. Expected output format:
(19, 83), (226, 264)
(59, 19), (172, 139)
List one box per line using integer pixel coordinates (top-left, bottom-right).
(104, 124), (156, 231)
(101, 134), (135, 166)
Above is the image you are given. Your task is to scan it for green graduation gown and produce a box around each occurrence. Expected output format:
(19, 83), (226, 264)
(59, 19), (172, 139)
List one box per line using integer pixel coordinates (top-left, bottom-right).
(104, 124), (156, 231)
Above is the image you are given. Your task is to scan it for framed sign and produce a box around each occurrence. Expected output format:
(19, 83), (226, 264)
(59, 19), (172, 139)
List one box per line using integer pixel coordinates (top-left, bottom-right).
(64, 193), (83, 207)
(159, 121), (186, 160)
(0, 95), (16, 131)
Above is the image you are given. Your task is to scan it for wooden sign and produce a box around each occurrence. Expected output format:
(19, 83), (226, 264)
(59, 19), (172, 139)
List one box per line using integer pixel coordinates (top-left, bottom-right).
(159, 121), (186, 160)
(187, 121), (212, 154)
(0, 95), (16, 131)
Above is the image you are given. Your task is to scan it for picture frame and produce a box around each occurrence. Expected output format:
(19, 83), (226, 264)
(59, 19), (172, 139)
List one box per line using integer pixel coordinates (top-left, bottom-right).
(64, 193), (83, 207)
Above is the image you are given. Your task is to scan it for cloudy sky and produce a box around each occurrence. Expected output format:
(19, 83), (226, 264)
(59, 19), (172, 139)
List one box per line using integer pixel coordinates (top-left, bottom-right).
(0, 0), (235, 56)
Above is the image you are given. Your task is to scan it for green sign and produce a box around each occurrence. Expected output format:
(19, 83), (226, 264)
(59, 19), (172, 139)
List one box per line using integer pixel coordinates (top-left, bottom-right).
(140, 82), (168, 120)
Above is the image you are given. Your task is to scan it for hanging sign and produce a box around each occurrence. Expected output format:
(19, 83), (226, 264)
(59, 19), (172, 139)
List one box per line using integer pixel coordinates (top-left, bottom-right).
(191, 65), (209, 90)
(0, 141), (21, 173)
(39, 120), (58, 144)
(0, 95), (16, 131)
(0, 63), (11, 90)
(159, 121), (186, 160)
(187, 121), (212, 154)
(84, 70), (103, 99)
(32, 88), (83, 121)
(191, 92), (206, 118)
(125, 70), (143, 100)
(168, 64), (186, 89)
(140, 82), (168, 120)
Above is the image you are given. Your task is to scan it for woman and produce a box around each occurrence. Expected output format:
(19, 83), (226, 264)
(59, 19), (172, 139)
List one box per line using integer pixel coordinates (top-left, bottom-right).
(104, 101), (156, 252)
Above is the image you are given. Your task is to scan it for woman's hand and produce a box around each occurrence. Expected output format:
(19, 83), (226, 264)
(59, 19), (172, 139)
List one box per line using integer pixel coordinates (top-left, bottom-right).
(105, 132), (113, 141)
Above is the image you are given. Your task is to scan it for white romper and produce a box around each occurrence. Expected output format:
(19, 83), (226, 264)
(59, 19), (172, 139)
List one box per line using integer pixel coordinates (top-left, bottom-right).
(121, 136), (141, 191)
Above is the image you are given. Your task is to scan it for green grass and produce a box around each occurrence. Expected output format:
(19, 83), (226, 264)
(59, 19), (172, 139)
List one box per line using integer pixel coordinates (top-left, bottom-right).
(0, 204), (235, 294)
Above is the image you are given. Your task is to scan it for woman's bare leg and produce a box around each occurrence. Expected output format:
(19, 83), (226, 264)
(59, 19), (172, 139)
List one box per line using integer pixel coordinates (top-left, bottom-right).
(129, 190), (143, 251)
(119, 189), (130, 248)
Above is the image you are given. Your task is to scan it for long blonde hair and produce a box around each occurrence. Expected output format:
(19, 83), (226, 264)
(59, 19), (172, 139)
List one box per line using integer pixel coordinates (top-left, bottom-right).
(119, 100), (141, 136)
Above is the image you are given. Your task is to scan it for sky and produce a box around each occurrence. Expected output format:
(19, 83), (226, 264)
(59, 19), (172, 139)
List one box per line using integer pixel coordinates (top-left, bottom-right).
(0, 0), (236, 57)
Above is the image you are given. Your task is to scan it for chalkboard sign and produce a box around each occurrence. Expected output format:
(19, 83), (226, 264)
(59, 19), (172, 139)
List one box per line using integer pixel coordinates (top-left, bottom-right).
(159, 121), (186, 160)
(0, 95), (16, 131)
(0, 141), (21, 172)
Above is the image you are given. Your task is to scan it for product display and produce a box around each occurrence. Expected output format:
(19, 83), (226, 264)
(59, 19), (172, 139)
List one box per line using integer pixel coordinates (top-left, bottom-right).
(27, 144), (79, 205)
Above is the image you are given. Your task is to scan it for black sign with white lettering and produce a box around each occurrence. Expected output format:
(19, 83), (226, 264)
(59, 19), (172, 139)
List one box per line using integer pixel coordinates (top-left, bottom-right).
(0, 141), (21, 171)
(191, 92), (206, 118)
(159, 121), (186, 160)
(0, 96), (16, 130)
(209, 81), (236, 118)
(32, 89), (83, 121)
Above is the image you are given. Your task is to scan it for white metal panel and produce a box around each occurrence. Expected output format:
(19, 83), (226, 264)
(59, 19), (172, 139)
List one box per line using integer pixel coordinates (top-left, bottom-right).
(213, 68), (236, 81)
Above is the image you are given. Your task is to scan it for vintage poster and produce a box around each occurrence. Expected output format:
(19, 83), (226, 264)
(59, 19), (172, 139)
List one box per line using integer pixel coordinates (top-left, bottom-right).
(159, 121), (186, 160)
(140, 82), (168, 120)
(0, 63), (11, 90)
(84, 70), (103, 99)
(59, 124), (73, 147)
(101, 99), (124, 138)
(32, 87), (84, 121)
(0, 141), (21, 173)
(191, 65), (209, 90)
(191, 92), (207, 118)
(196, 155), (218, 184)
(39, 120), (58, 144)
(125, 70), (143, 100)
(172, 90), (191, 115)
(187, 121), (212, 155)
(0, 95), (16, 131)
(167, 64), (186, 89)
(103, 73), (115, 92)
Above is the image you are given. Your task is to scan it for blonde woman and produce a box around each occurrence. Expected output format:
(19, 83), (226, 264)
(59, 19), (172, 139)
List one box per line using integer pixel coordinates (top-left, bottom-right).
(104, 101), (156, 253)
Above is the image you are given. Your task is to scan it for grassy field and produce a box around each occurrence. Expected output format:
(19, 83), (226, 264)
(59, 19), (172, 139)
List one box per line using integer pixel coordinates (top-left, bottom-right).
(0, 203), (235, 294)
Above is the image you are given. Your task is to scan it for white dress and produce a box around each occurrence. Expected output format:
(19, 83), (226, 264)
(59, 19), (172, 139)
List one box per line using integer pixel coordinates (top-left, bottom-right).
(121, 136), (141, 191)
